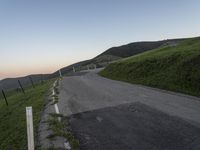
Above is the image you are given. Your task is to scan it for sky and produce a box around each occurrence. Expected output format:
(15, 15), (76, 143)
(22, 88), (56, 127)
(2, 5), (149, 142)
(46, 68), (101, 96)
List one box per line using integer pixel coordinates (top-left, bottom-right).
(0, 0), (200, 79)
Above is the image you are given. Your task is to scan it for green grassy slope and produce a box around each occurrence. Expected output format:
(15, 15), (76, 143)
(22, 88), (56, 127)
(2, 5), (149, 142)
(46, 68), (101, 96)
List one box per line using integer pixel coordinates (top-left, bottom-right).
(0, 80), (53, 150)
(100, 37), (200, 97)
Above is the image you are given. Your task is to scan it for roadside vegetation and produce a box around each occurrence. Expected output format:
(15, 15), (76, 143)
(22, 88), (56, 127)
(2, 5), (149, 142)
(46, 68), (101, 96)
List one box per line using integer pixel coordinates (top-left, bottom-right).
(47, 79), (80, 150)
(0, 80), (53, 150)
(100, 37), (200, 97)
(47, 113), (80, 150)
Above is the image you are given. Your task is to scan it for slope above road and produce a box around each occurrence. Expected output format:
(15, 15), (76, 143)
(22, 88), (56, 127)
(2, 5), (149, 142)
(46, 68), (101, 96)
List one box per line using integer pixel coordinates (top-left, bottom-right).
(100, 37), (200, 96)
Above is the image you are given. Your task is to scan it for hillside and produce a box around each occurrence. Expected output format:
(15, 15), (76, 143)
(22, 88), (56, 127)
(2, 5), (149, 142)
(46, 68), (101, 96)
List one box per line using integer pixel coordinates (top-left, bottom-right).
(0, 80), (53, 149)
(51, 38), (184, 77)
(0, 38), (185, 91)
(97, 39), (184, 58)
(100, 37), (200, 96)
(50, 54), (121, 78)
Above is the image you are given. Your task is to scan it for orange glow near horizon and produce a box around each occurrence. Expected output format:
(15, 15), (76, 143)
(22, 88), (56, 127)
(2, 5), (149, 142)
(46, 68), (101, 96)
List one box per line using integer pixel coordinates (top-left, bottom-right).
(0, 51), (95, 80)
(0, 62), (71, 79)
(1, 67), (55, 79)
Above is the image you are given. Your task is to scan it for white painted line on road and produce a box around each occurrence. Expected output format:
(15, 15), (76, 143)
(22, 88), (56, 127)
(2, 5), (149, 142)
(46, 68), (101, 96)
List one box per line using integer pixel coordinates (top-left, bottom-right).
(64, 142), (71, 150)
(52, 80), (70, 149)
(73, 67), (75, 72)
(52, 89), (55, 95)
(54, 103), (60, 114)
(26, 106), (35, 150)
(52, 80), (61, 121)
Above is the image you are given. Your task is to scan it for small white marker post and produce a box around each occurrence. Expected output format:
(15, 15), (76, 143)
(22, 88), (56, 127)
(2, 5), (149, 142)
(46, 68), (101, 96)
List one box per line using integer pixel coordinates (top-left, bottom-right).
(26, 107), (34, 150)
(59, 69), (62, 77)
(73, 67), (75, 73)
(87, 65), (89, 70)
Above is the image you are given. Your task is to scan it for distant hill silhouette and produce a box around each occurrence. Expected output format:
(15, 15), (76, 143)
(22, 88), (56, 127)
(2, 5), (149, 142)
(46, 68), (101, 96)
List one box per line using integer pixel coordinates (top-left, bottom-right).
(0, 74), (49, 91)
(0, 38), (185, 90)
(97, 39), (184, 58)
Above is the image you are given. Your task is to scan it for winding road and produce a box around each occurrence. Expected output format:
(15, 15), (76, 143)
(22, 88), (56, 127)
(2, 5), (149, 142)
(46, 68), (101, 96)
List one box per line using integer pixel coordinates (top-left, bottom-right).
(58, 69), (200, 150)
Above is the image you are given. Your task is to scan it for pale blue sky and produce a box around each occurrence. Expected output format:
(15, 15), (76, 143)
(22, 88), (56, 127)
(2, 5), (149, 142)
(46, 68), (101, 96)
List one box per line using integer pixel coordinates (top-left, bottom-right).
(0, 0), (200, 79)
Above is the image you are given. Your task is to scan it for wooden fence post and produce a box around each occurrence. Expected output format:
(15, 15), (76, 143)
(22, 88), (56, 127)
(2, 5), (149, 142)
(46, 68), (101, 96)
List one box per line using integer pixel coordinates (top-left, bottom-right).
(18, 80), (25, 94)
(29, 77), (35, 88)
(2, 90), (8, 106)
(40, 75), (44, 84)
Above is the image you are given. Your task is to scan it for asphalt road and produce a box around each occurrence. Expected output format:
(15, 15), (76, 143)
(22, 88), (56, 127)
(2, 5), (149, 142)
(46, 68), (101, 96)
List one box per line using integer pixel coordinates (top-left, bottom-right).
(58, 69), (200, 150)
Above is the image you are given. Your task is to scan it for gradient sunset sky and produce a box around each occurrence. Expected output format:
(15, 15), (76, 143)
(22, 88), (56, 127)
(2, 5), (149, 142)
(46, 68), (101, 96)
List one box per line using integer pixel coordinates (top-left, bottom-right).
(0, 0), (200, 79)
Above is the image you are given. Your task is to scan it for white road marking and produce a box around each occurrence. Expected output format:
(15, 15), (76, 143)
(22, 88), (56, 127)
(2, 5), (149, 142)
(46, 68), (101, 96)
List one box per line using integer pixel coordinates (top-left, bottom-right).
(52, 80), (70, 149)
(64, 142), (71, 150)
(96, 116), (103, 122)
(54, 103), (60, 114)
(52, 80), (61, 121)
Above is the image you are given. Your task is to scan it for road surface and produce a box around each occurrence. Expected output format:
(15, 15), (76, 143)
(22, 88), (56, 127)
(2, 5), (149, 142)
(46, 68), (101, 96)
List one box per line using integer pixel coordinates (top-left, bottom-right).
(58, 69), (200, 150)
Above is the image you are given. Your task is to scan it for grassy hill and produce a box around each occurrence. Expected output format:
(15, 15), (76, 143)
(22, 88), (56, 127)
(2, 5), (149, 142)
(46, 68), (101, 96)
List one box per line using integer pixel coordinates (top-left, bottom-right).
(100, 37), (200, 97)
(0, 80), (53, 149)
(1, 38), (184, 91)
(52, 38), (184, 77)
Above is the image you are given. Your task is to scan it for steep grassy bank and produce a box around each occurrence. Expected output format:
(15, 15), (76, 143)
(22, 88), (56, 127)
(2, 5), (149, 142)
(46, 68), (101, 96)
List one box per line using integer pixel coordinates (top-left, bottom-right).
(100, 37), (200, 97)
(0, 80), (53, 149)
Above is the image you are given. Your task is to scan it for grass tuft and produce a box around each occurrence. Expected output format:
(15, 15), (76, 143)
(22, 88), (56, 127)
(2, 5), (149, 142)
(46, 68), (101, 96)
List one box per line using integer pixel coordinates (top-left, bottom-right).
(47, 113), (80, 150)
